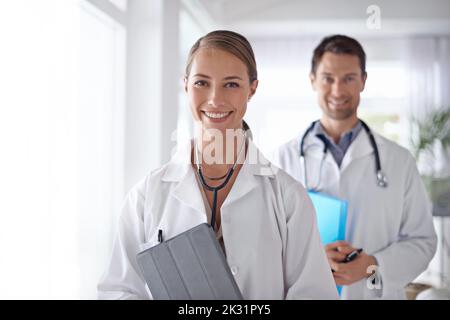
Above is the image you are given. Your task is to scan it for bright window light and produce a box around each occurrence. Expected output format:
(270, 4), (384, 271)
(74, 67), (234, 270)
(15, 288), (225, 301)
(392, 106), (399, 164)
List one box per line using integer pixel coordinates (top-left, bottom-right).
(108, 0), (127, 11)
(362, 61), (408, 99)
(0, 0), (125, 299)
(246, 58), (410, 153)
(258, 66), (313, 98)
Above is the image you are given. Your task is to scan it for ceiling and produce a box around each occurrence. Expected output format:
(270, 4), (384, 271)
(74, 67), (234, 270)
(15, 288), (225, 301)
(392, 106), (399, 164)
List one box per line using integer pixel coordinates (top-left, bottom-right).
(191, 0), (450, 38)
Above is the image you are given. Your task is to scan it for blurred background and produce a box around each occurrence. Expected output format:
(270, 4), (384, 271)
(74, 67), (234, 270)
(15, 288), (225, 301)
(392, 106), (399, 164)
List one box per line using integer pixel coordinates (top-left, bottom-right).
(0, 0), (449, 299)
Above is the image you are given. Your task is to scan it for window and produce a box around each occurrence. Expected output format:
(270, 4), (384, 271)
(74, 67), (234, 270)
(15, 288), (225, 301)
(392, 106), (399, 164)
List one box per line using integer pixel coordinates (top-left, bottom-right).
(78, 0), (126, 299)
(0, 0), (126, 299)
(360, 61), (409, 147)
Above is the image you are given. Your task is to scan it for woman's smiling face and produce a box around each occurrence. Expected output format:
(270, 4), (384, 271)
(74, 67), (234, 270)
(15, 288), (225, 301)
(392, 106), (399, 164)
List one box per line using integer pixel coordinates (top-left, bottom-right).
(185, 47), (258, 132)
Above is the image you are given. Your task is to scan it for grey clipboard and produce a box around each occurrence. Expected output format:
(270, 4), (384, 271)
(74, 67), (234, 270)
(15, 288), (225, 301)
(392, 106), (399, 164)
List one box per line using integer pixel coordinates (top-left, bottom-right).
(136, 223), (243, 300)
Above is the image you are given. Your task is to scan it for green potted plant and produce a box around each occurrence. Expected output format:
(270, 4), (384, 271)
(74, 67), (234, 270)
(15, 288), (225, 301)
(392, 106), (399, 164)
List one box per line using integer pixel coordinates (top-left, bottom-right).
(410, 107), (450, 216)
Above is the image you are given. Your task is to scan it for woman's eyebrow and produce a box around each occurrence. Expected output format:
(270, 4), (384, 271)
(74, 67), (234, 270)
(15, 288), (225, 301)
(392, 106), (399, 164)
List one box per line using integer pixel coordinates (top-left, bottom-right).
(223, 76), (243, 81)
(191, 74), (243, 81)
(192, 73), (211, 78)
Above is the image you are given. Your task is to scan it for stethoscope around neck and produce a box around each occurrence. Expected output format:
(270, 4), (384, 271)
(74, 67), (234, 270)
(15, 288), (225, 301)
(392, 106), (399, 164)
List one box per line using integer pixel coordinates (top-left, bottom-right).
(300, 119), (388, 191)
(194, 123), (249, 231)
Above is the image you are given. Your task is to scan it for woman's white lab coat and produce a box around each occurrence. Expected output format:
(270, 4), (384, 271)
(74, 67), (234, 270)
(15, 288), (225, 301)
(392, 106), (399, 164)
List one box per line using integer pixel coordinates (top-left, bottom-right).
(272, 128), (437, 299)
(98, 139), (339, 300)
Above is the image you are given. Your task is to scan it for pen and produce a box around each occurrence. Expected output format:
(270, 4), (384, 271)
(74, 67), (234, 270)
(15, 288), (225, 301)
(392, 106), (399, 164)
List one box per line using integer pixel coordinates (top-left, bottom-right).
(344, 248), (363, 263)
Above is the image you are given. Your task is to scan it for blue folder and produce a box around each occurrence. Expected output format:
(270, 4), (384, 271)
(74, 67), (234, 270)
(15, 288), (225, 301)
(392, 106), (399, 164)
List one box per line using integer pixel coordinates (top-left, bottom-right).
(307, 191), (348, 245)
(307, 191), (348, 296)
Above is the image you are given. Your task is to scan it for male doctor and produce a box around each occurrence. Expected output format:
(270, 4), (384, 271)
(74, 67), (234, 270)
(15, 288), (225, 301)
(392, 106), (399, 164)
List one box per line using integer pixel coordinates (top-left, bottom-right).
(273, 35), (437, 299)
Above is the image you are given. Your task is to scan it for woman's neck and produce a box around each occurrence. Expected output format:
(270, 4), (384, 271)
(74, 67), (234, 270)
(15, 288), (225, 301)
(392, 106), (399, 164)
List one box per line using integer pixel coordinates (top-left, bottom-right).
(194, 129), (247, 177)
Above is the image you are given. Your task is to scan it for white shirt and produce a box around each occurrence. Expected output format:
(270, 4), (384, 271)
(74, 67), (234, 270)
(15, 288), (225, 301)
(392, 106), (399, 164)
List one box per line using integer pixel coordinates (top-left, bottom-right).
(98, 139), (339, 300)
(272, 128), (437, 299)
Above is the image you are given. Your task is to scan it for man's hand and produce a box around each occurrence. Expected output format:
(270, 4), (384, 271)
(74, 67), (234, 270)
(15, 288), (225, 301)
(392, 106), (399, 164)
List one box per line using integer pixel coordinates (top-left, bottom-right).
(325, 241), (377, 286)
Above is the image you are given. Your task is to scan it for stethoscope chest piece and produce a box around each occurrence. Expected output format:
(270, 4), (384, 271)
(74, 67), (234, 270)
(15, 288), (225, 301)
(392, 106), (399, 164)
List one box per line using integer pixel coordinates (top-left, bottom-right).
(376, 170), (388, 188)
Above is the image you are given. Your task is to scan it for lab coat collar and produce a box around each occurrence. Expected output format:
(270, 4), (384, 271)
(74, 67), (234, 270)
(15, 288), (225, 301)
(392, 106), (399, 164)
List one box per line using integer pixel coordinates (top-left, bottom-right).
(299, 124), (386, 169)
(162, 138), (276, 214)
(223, 139), (277, 206)
(340, 128), (385, 172)
(160, 140), (204, 215)
(160, 140), (192, 182)
(300, 131), (332, 161)
(162, 138), (276, 182)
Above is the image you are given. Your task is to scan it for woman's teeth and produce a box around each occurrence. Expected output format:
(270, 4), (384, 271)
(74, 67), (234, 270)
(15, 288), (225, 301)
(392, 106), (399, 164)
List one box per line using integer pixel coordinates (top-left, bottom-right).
(204, 111), (231, 119)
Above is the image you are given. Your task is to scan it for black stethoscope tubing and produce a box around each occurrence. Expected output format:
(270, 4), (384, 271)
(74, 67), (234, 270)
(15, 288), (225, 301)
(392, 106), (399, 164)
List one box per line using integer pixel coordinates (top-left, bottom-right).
(300, 120), (388, 189)
(197, 166), (235, 231)
(195, 131), (248, 231)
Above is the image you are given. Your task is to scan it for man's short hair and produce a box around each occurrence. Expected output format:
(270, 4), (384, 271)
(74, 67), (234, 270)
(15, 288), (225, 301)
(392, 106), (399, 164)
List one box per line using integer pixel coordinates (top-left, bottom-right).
(311, 35), (366, 76)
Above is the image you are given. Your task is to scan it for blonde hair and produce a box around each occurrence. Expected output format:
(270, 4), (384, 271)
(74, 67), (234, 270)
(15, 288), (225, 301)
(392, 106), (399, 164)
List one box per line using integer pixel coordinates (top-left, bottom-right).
(185, 30), (257, 83)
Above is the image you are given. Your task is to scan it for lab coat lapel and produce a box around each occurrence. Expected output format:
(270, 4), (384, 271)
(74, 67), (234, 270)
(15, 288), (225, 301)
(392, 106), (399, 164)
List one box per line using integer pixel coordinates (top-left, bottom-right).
(340, 128), (383, 173)
(163, 139), (275, 214)
(223, 140), (275, 207)
(172, 169), (207, 216)
(162, 141), (207, 216)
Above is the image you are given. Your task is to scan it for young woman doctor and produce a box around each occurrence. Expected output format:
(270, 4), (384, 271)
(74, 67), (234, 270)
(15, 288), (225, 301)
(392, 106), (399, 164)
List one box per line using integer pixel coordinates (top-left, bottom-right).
(97, 30), (338, 300)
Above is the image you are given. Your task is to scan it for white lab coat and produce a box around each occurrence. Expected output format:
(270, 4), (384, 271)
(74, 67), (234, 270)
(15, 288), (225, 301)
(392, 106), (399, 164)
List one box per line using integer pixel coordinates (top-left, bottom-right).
(98, 139), (338, 300)
(272, 128), (437, 299)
